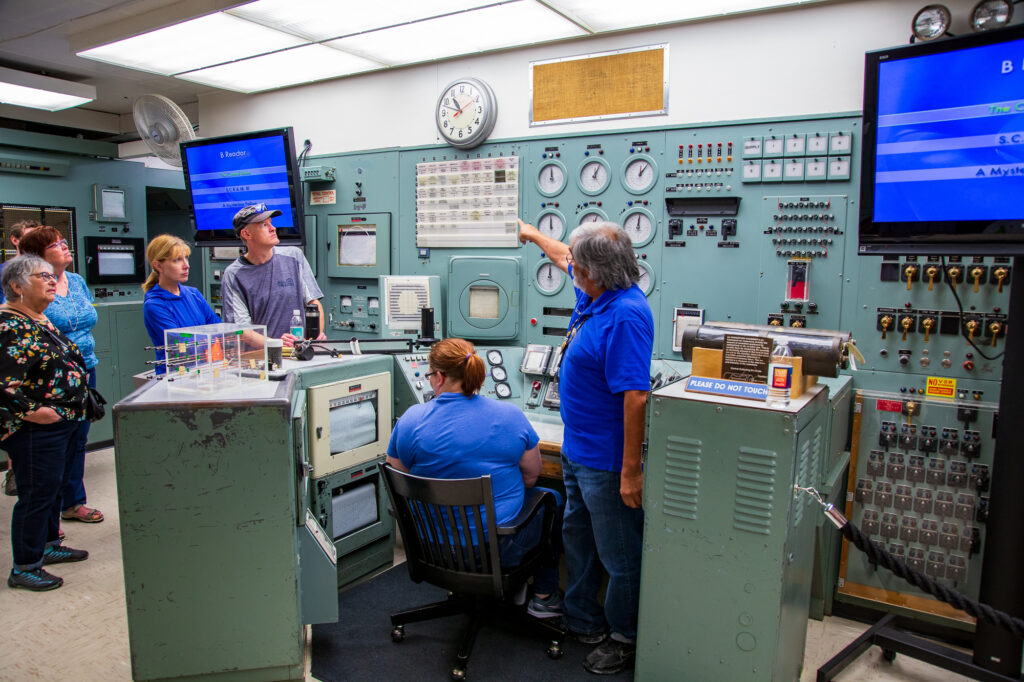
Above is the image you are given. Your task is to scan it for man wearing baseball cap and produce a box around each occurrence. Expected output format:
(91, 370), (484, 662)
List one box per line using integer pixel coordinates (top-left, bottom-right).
(220, 203), (325, 346)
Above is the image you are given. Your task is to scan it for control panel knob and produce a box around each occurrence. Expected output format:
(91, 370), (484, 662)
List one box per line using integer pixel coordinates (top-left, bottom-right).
(901, 316), (913, 342)
(963, 360), (975, 371)
(898, 354), (910, 366)
(965, 319), (979, 342)
(925, 266), (939, 291)
(920, 317), (934, 343)
(904, 264), (918, 291)
(880, 315), (893, 340)
(769, 318), (782, 326)
(791, 319), (804, 328)
(989, 321), (1003, 347)
(971, 267), (985, 293)
(946, 265), (962, 289)
(994, 267), (1009, 294)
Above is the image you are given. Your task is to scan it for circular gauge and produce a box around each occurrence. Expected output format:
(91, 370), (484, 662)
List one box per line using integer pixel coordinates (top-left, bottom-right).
(495, 382), (512, 399)
(621, 155), (657, 194)
(577, 158), (610, 195)
(536, 210), (565, 240)
(486, 349), (503, 366)
(537, 161), (566, 197)
(491, 366), (508, 382)
(637, 260), (655, 296)
(578, 209), (607, 225)
(435, 77), (497, 149)
(535, 259), (566, 296)
(622, 208), (655, 247)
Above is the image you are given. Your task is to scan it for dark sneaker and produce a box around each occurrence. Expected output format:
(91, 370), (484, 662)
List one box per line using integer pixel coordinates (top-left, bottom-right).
(573, 630), (609, 645)
(8, 568), (63, 591)
(42, 545), (89, 565)
(583, 638), (635, 675)
(527, 589), (564, 618)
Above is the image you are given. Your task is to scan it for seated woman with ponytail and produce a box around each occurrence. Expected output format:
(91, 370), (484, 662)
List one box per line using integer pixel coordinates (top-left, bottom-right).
(142, 235), (220, 373)
(386, 337), (564, 619)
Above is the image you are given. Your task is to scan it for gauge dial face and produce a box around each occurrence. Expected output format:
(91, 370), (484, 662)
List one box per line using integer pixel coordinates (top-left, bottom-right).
(537, 162), (566, 196)
(495, 382), (512, 399)
(491, 366), (508, 381)
(622, 157), (656, 194)
(623, 210), (654, 246)
(486, 349), (503, 365)
(435, 77), (496, 150)
(578, 159), (610, 195)
(535, 261), (565, 295)
(536, 211), (564, 240)
(637, 261), (654, 296)
(579, 211), (605, 225)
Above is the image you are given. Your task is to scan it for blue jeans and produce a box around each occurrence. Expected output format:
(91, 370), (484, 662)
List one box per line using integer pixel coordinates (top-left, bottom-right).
(3, 419), (81, 569)
(498, 487), (563, 595)
(60, 368), (95, 512)
(561, 455), (644, 639)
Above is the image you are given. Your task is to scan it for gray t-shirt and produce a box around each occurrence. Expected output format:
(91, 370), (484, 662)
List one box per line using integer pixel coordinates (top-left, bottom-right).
(221, 246), (323, 338)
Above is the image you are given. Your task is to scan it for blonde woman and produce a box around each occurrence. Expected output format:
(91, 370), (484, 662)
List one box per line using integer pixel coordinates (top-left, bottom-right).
(142, 235), (219, 373)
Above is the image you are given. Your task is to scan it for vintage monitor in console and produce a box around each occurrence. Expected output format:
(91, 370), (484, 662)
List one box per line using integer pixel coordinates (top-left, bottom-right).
(83, 236), (146, 285)
(306, 372), (391, 478)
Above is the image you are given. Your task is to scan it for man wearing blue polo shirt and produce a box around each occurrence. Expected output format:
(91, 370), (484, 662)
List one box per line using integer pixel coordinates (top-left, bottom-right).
(518, 218), (654, 675)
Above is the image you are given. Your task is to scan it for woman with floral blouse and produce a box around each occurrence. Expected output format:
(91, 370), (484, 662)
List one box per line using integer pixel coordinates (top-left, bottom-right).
(0, 255), (91, 591)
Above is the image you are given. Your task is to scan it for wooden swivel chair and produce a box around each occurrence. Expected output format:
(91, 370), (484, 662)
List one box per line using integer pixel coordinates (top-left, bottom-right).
(381, 464), (565, 681)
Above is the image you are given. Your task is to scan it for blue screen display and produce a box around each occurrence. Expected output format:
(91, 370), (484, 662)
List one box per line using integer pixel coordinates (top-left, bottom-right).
(183, 134), (297, 232)
(873, 36), (1024, 222)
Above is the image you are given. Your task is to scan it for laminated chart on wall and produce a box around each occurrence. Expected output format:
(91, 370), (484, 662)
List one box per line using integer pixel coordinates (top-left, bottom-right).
(415, 156), (519, 247)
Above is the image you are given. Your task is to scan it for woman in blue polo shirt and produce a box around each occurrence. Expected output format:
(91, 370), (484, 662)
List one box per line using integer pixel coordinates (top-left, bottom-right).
(386, 337), (563, 618)
(142, 235), (220, 374)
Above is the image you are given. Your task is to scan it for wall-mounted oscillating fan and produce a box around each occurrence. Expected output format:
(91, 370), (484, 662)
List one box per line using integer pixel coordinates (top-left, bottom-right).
(132, 94), (195, 168)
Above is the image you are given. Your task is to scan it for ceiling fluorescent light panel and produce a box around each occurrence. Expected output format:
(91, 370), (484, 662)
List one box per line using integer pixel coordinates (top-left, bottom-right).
(77, 13), (307, 76)
(229, 0), (500, 41)
(327, 2), (586, 66)
(176, 44), (384, 93)
(546, 0), (821, 31)
(0, 66), (96, 111)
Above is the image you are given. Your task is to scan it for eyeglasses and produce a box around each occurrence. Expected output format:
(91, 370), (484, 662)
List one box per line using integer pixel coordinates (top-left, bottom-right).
(425, 370), (444, 380)
(565, 249), (574, 265)
(235, 203), (268, 222)
(46, 238), (68, 251)
(30, 271), (57, 282)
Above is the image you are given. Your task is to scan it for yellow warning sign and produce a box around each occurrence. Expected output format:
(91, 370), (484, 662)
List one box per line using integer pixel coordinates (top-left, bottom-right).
(926, 376), (956, 399)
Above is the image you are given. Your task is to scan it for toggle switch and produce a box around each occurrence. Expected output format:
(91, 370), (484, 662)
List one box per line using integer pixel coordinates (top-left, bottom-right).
(903, 264), (919, 291)
(970, 266), (986, 293)
(993, 266), (1010, 294)
(920, 316), (935, 343)
(988, 321), (1003, 347)
(879, 314), (893, 340)
(965, 318), (980, 342)
(946, 265), (963, 289)
(925, 265), (939, 291)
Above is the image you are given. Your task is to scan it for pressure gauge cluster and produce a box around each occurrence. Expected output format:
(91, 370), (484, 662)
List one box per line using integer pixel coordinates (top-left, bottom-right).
(622, 207), (656, 247)
(577, 158), (611, 195)
(534, 259), (566, 296)
(621, 155), (657, 195)
(537, 161), (567, 197)
(484, 348), (512, 399)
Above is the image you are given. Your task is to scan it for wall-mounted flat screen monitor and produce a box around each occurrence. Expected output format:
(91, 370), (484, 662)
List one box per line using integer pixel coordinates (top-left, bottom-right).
(180, 127), (305, 247)
(859, 25), (1024, 255)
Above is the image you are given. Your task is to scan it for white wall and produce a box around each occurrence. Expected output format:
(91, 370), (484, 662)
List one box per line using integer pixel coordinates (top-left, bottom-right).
(197, 0), (980, 154)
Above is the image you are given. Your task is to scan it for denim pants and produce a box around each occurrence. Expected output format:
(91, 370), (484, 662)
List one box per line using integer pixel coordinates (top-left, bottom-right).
(561, 455), (644, 639)
(498, 487), (563, 596)
(3, 419), (80, 569)
(60, 367), (95, 512)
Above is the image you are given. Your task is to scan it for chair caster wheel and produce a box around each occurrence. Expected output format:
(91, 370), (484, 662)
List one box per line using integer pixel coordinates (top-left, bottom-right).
(450, 667), (467, 680)
(546, 641), (564, 659)
(882, 648), (896, 662)
(391, 626), (405, 643)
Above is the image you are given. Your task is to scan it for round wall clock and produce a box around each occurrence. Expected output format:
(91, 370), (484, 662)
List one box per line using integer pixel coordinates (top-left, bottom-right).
(435, 77), (497, 149)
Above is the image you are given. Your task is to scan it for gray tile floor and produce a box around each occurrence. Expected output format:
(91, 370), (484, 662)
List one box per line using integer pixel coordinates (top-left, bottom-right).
(0, 448), (974, 681)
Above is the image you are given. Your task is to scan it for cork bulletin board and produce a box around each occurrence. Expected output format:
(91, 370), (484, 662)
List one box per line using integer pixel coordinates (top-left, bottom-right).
(530, 44), (667, 125)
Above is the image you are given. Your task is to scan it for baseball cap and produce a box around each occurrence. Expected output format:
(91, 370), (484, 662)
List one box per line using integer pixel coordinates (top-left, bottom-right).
(232, 203), (282, 235)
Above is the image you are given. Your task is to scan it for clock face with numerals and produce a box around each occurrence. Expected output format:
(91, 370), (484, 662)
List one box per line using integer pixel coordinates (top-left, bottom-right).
(435, 77), (497, 150)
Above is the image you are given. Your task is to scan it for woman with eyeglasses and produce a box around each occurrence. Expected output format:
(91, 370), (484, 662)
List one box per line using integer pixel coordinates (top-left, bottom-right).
(0, 255), (91, 591)
(18, 227), (104, 525)
(385, 338), (564, 618)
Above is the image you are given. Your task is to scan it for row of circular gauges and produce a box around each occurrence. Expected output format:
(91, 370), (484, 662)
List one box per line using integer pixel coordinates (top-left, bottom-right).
(538, 155), (658, 197)
(534, 259), (654, 298)
(536, 207), (655, 247)
(484, 349), (512, 398)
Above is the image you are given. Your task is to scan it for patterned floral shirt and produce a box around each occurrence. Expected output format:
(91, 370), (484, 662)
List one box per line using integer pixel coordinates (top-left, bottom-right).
(0, 310), (88, 441)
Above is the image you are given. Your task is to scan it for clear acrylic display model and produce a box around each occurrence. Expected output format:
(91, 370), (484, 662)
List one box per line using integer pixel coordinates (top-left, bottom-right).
(163, 323), (268, 392)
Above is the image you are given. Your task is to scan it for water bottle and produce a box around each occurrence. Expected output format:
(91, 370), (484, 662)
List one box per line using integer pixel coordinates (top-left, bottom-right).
(289, 309), (304, 339)
(766, 340), (793, 407)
